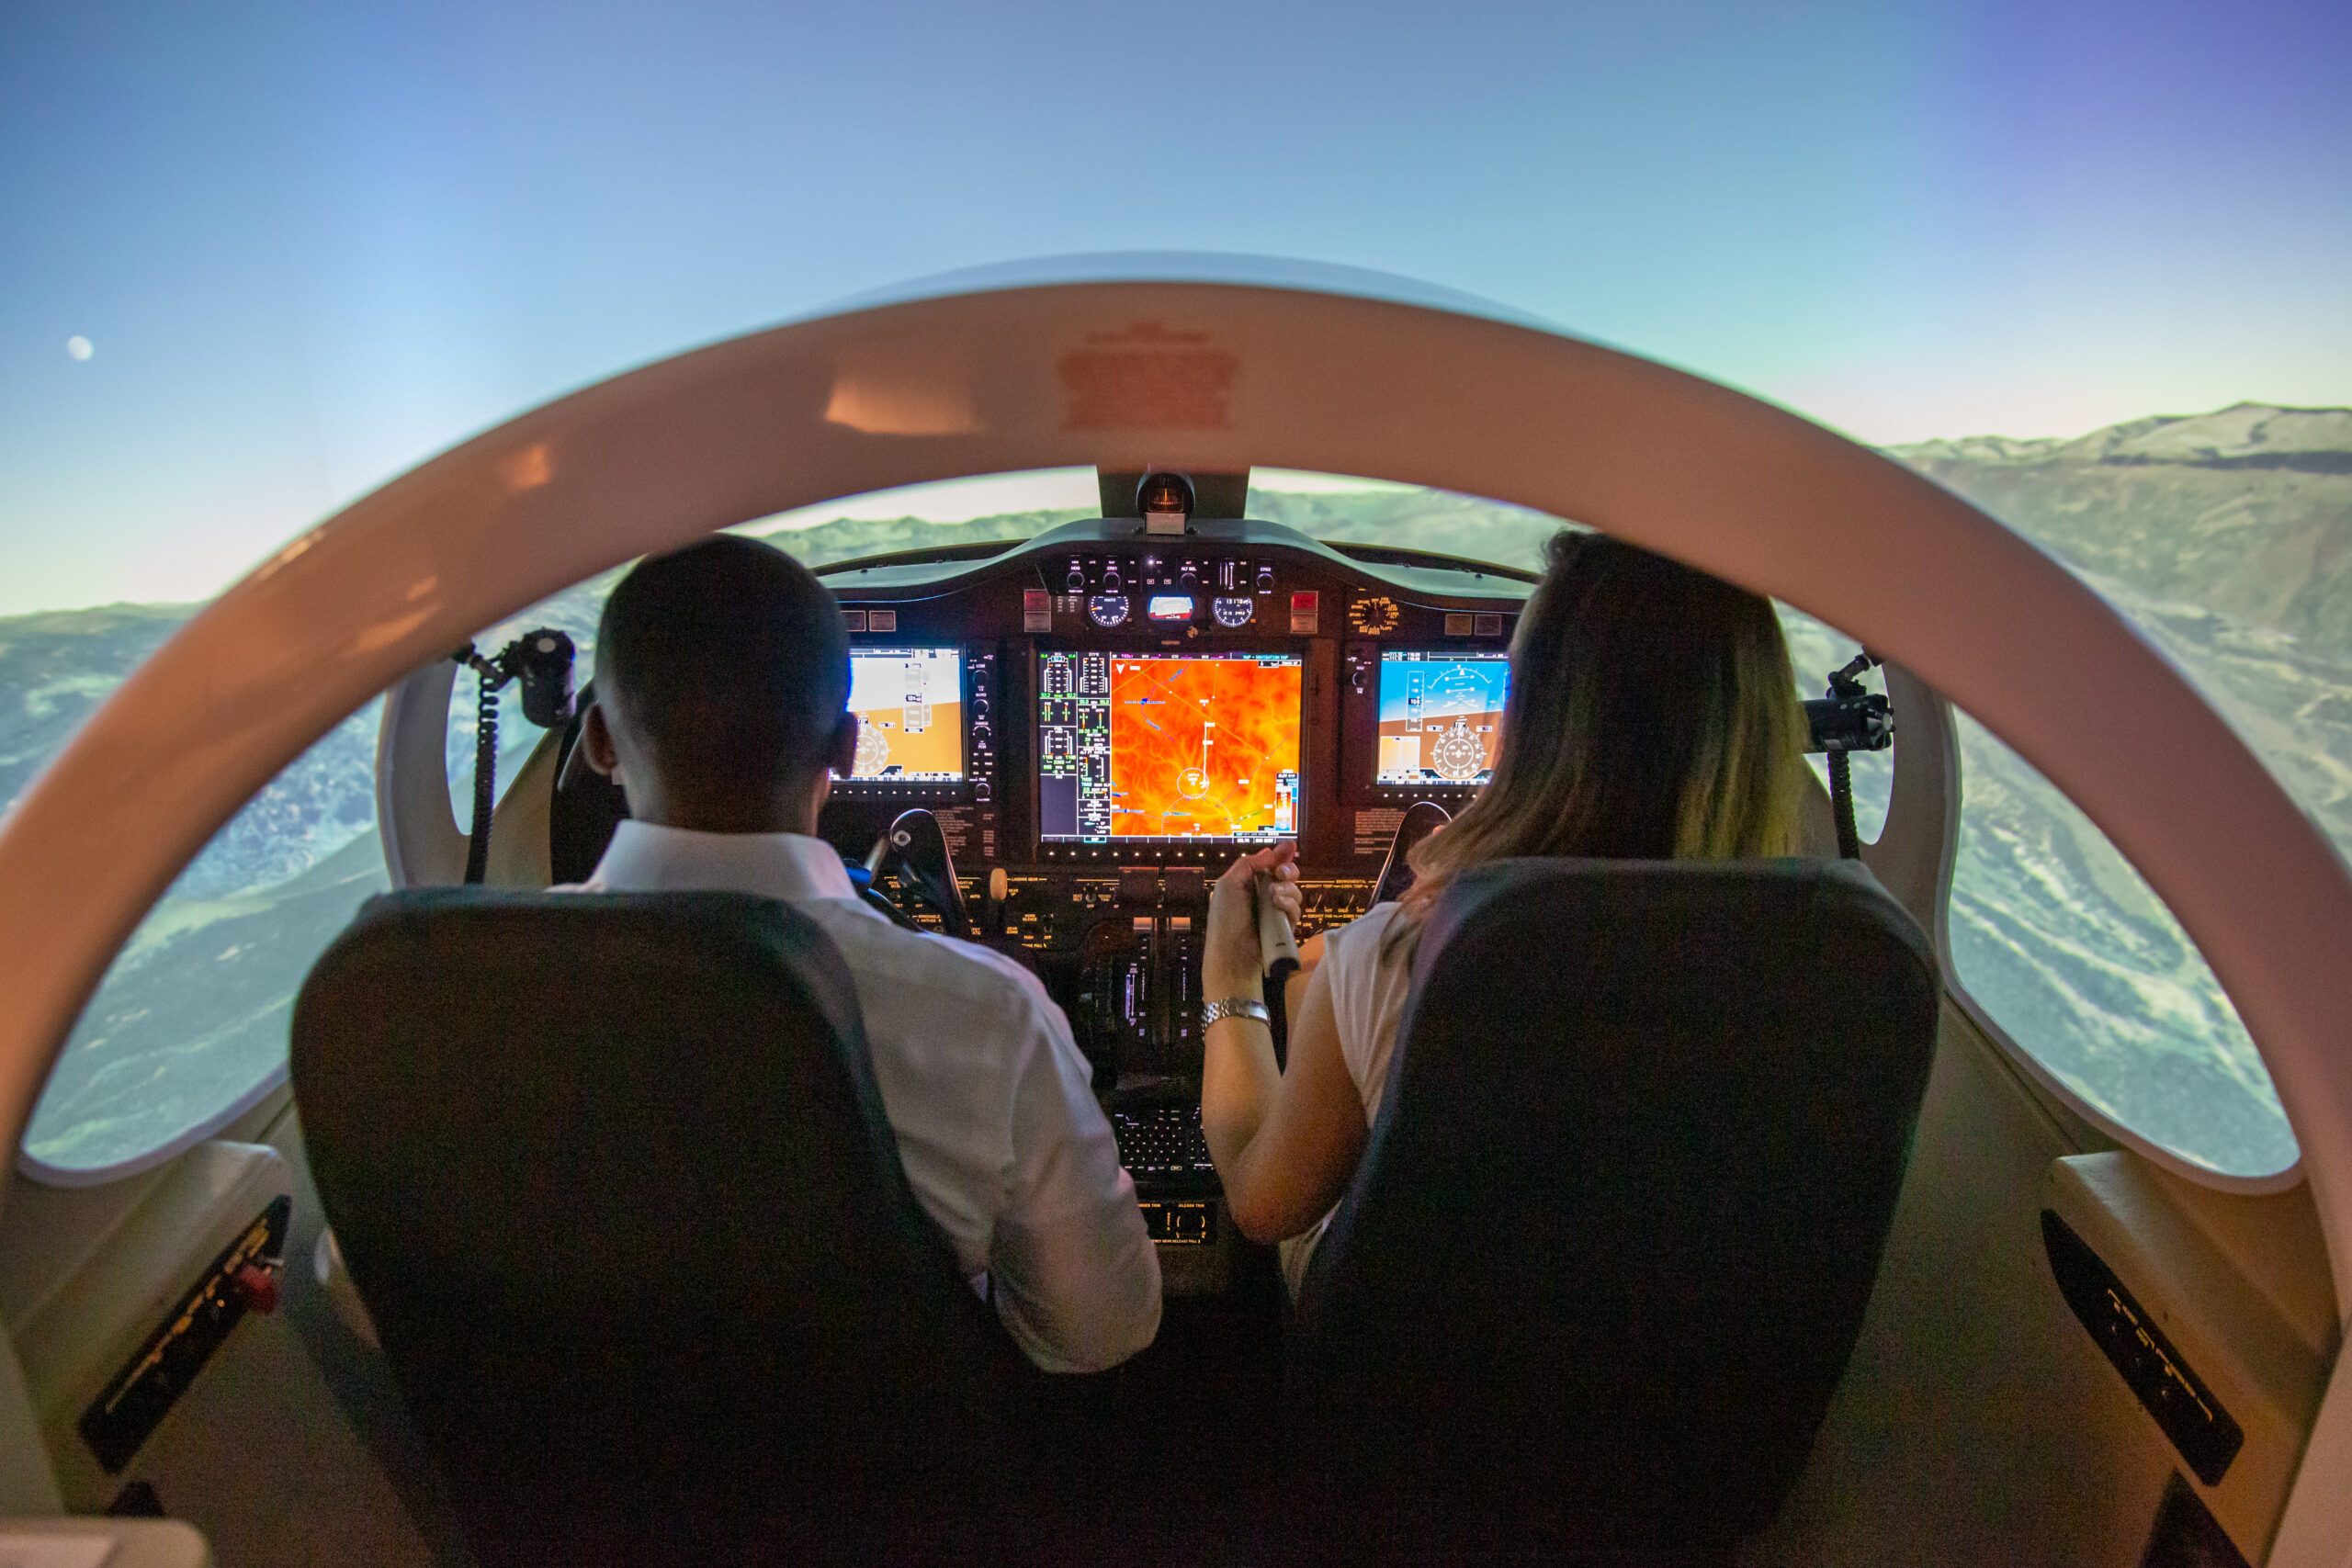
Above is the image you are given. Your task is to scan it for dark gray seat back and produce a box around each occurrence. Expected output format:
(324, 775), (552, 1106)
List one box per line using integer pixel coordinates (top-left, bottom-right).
(1293, 858), (1939, 1557)
(292, 889), (1028, 1565)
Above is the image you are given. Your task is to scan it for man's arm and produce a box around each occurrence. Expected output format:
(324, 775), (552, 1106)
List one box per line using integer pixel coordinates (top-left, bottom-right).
(990, 997), (1161, 1373)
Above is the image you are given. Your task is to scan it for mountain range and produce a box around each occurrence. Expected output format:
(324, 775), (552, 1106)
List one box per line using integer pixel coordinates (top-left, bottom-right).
(6, 402), (2344, 1177)
(1898, 403), (2352, 654)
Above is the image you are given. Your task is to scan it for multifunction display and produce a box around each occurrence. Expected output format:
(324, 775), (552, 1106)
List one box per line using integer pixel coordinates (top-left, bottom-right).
(844, 647), (964, 781)
(1374, 651), (1510, 785)
(1039, 651), (1303, 843)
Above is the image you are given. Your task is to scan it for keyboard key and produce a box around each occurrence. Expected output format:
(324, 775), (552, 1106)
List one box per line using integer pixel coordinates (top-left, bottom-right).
(1112, 1103), (1216, 1175)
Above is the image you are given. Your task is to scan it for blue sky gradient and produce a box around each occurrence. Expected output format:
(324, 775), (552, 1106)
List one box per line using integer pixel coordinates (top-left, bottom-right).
(4, 0), (2347, 613)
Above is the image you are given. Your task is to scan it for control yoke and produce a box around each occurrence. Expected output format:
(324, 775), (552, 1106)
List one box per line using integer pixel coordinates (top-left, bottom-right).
(1371, 800), (1453, 908)
(1255, 874), (1303, 1066)
(1257, 876), (1300, 985)
(866, 808), (975, 940)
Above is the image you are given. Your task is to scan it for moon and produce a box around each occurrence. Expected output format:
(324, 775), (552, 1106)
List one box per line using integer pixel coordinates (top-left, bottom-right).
(65, 336), (94, 362)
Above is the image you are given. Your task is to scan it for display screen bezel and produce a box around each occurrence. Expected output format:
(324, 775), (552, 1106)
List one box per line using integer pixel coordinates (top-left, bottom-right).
(1035, 647), (1306, 847)
(837, 644), (967, 786)
(1370, 648), (1510, 790)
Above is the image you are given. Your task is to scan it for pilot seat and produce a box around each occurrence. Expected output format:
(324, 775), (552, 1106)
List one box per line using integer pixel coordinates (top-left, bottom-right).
(291, 889), (1039, 1567)
(1289, 857), (1940, 1564)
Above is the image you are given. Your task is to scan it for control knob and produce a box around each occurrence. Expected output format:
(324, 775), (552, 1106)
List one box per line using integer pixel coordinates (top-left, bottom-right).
(231, 1260), (282, 1315)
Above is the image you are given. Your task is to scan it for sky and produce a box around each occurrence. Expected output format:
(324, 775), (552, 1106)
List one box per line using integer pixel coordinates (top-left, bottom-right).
(3, 0), (2348, 615)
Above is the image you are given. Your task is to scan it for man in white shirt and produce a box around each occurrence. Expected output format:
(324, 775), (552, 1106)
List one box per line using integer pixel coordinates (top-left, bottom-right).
(570, 536), (1159, 1374)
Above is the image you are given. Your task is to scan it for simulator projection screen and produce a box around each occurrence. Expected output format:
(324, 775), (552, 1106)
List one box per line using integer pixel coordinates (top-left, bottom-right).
(1375, 651), (1509, 785)
(1038, 651), (1303, 842)
(844, 647), (964, 781)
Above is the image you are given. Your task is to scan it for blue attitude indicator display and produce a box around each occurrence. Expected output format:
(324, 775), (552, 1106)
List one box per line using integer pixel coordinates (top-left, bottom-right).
(1374, 651), (1509, 785)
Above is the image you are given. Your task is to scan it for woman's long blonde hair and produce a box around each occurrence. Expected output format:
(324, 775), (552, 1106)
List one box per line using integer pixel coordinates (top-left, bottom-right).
(1401, 531), (1808, 916)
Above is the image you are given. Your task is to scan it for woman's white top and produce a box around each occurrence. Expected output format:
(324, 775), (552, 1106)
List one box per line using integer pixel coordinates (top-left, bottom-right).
(1278, 898), (1422, 1299)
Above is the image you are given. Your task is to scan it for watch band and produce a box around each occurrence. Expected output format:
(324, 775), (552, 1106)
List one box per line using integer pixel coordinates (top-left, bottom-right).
(1201, 997), (1272, 1028)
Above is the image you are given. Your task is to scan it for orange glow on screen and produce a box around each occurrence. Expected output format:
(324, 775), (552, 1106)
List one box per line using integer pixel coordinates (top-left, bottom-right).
(1106, 657), (1301, 838)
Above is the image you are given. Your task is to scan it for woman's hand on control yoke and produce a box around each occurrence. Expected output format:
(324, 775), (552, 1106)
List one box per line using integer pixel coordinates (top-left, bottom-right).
(1204, 841), (1301, 998)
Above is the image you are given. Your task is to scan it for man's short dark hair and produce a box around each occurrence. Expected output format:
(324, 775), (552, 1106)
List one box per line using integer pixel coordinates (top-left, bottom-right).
(594, 536), (849, 790)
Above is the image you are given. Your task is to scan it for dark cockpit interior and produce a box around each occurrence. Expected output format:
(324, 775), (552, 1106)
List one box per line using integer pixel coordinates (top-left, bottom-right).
(4, 190), (2339, 1558)
(539, 491), (1541, 1287)
(269, 472), (1935, 1566)
(17, 405), (2332, 1568)
(303, 479), (1634, 1561)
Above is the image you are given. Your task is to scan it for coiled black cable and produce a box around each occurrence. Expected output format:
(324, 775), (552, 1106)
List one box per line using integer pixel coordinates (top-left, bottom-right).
(1828, 749), (1860, 861)
(460, 650), (502, 885)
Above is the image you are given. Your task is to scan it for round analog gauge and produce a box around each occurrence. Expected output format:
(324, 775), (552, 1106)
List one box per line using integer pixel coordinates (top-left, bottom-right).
(1349, 596), (1400, 636)
(1087, 592), (1131, 628)
(1212, 595), (1254, 628)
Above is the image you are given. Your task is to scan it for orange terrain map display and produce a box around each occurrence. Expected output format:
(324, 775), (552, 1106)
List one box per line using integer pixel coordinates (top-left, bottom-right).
(1107, 656), (1302, 839)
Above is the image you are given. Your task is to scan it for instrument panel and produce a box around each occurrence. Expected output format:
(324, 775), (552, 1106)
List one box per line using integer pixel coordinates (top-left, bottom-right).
(811, 515), (1530, 1274)
(818, 516), (1528, 881)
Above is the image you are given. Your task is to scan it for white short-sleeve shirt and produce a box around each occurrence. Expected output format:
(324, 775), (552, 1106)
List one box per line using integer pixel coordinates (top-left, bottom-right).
(1278, 898), (1421, 1299)
(571, 821), (1161, 1372)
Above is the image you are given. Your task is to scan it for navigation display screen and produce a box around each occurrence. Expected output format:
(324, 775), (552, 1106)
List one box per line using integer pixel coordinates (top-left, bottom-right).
(1038, 651), (1303, 842)
(1375, 650), (1509, 785)
(844, 647), (964, 781)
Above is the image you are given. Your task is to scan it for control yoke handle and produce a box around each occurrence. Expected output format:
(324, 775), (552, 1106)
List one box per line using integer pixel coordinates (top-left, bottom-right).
(872, 807), (974, 940)
(1257, 874), (1301, 983)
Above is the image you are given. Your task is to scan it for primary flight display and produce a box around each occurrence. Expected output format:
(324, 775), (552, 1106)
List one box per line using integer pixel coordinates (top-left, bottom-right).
(1375, 650), (1509, 784)
(845, 647), (964, 780)
(1039, 651), (1303, 842)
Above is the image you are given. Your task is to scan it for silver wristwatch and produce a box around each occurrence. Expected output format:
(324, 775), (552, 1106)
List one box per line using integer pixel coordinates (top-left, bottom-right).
(1201, 997), (1272, 1028)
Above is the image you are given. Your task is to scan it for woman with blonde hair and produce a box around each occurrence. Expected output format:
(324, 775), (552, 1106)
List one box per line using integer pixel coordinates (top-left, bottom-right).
(1197, 530), (1812, 1295)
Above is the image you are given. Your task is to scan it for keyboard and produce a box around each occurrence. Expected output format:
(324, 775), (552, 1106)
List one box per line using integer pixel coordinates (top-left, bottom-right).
(1112, 1101), (1217, 1180)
